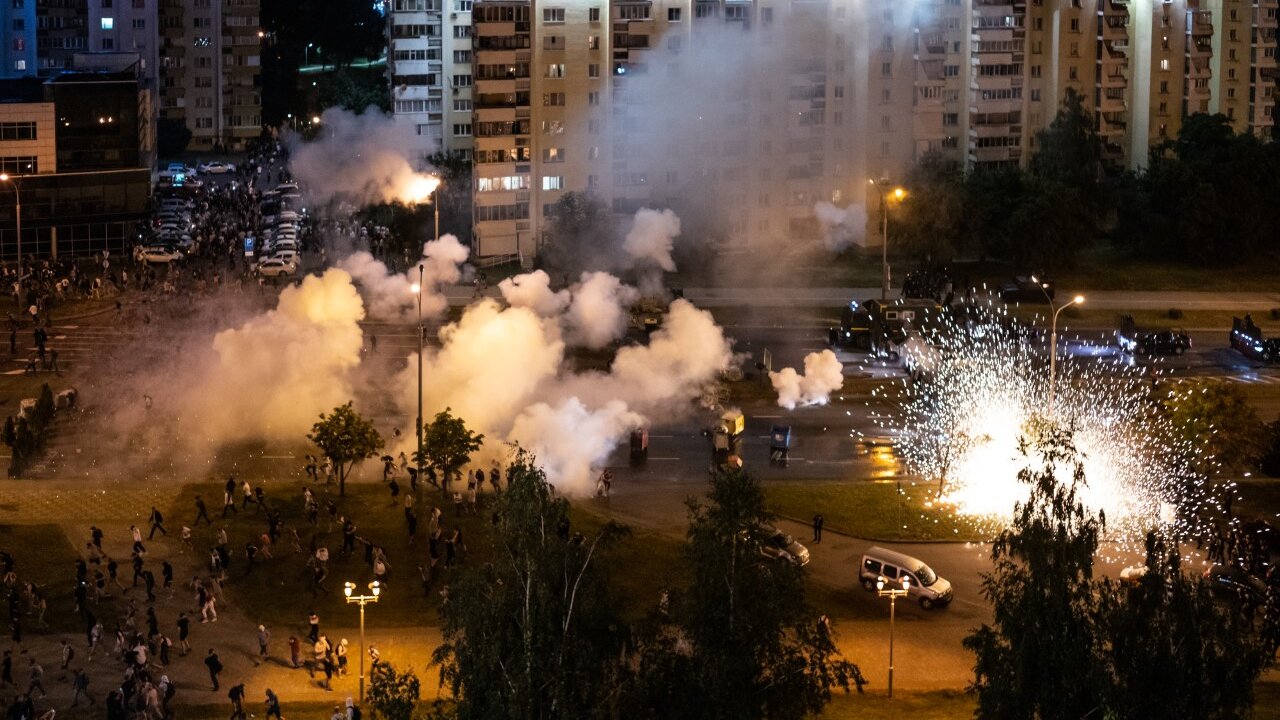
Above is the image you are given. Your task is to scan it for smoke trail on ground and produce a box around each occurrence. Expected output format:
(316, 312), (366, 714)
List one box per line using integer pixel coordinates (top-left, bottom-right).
(770, 349), (845, 409)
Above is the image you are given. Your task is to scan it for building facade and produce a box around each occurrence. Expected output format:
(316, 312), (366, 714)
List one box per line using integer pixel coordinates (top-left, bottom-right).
(391, 0), (1279, 257)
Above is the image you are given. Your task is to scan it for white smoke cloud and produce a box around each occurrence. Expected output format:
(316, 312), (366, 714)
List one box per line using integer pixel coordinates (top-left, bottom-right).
(287, 107), (440, 207)
(770, 349), (845, 409)
(565, 271), (641, 349)
(813, 202), (869, 252)
(339, 234), (469, 320)
(623, 208), (680, 272)
(508, 398), (643, 496)
(180, 269), (366, 443)
(498, 270), (570, 317)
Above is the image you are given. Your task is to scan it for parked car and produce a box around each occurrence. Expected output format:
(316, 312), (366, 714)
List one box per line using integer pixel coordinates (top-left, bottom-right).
(270, 250), (299, 266)
(1203, 564), (1266, 605)
(255, 257), (297, 278)
(141, 245), (183, 264)
(758, 525), (810, 566)
(198, 161), (236, 174)
(999, 275), (1055, 304)
(859, 546), (953, 609)
(1230, 316), (1280, 362)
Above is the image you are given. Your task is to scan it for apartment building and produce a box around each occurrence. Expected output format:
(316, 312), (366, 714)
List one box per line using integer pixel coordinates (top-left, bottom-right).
(386, 0), (473, 158)
(36, 0), (88, 75)
(2, 0), (38, 78)
(157, 0), (261, 152)
(401, 0), (1279, 257)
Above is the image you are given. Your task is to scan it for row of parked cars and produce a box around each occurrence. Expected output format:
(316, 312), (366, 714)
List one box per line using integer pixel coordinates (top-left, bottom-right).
(252, 182), (306, 277)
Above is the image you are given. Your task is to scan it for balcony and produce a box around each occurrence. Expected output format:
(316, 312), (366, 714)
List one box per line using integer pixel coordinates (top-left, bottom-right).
(1101, 69), (1128, 89)
(1101, 18), (1128, 42)
(1187, 39), (1211, 58)
(1191, 13), (1213, 37)
(1187, 58), (1211, 79)
(1107, 0), (1129, 15)
(1098, 91), (1125, 112)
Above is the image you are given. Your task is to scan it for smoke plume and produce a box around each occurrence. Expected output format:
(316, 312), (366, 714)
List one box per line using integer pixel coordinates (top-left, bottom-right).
(181, 269), (366, 443)
(287, 107), (440, 207)
(498, 270), (570, 317)
(339, 234), (469, 320)
(508, 398), (643, 496)
(813, 202), (869, 252)
(565, 272), (640, 349)
(623, 208), (680, 272)
(770, 349), (845, 409)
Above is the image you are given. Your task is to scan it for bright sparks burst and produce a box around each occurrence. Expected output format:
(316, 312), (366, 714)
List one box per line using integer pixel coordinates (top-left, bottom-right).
(868, 301), (1205, 543)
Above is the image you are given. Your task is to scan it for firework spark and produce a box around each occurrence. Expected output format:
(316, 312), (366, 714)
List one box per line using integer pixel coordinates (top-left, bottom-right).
(869, 301), (1204, 541)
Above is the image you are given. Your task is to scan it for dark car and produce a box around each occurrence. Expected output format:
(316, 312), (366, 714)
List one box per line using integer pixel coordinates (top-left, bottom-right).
(1116, 316), (1191, 356)
(1230, 316), (1280, 362)
(999, 276), (1055, 304)
(1203, 564), (1267, 605)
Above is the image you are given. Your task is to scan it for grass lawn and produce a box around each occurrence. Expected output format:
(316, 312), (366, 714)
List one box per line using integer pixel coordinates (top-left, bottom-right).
(0, 524), (82, 634)
(764, 480), (995, 542)
(571, 505), (687, 624)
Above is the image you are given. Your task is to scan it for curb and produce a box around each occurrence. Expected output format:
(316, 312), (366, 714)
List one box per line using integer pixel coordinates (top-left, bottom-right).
(773, 513), (993, 545)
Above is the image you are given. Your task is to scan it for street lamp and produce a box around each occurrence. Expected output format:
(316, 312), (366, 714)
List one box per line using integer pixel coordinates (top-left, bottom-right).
(1035, 276), (1084, 415)
(0, 173), (23, 307)
(344, 580), (382, 702)
(876, 574), (911, 699)
(305, 42), (314, 66)
(411, 268), (424, 491)
(870, 179), (906, 301)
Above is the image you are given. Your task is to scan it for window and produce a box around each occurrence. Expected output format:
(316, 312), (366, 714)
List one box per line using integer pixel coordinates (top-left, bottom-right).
(588, 63), (599, 78)
(546, 63), (564, 78)
(587, 35), (598, 49)
(1031, 89), (1040, 101)
(1069, 18), (1079, 32)
(0, 156), (35, 174)
(195, 117), (213, 129)
(881, 62), (891, 77)
(618, 4), (649, 19)
(99, 0), (108, 6)
(543, 35), (564, 50)
(587, 91), (599, 105)
(453, 26), (471, 38)
(542, 7), (564, 23)
(881, 89), (891, 104)
(453, 74), (472, 87)
(100, 38), (114, 49)
(543, 147), (564, 162)
(132, 18), (145, 29)
(761, 7), (772, 22)
(453, 0), (472, 10)
(589, 7), (599, 21)
(1068, 67), (1077, 81)
(587, 146), (598, 159)
(668, 7), (680, 21)
(10, 0), (21, 6)
(195, 96), (212, 108)
(942, 113), (958, 126)
(1159, 58), (1169, 71)
(101, 17), (114, 29)
(543, 92), (565, 106)
(477, 175), (530, 192)
(194, 36), (211, 47)
(453, 50), (471, 63)
(10, 19), (20, 30)
(588, 118), (600, 133)
(0, 122), (36, 141)
(453, 124), (472, 136)
(195, 75), (212, 87)
(9, 60), (21, 71)
(453, 99), (472, 112)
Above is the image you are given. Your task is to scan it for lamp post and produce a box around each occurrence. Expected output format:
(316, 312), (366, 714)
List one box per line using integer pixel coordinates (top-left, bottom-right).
(1038, 278), (1084, 415)
(0, 173), (22, 307)
(305, 42), (314, 66)
(344, 580), (382, 702)
(876, 574), (911, 698)
(411, 266), (424, 491)
(870, 179), (906, 301)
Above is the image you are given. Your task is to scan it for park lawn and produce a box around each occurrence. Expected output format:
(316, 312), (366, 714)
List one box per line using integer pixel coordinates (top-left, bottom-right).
(764, 480), (995, 542)
(0, 524), (82, 634)
(570, 505), (688, 624)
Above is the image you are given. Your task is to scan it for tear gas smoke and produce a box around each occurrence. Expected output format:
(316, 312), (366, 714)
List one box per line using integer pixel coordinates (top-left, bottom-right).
(565, 271), (641, 349)
(287, 107), (440, 207)
(498, 269), (570, 317)
(813, 202), (869, 252)
(339, 234), (469, 319)
(508, 398), (643, 496)
(623, 208), (680, 272)
(770, 349), (845, 409)
(180, 269), (366, 444)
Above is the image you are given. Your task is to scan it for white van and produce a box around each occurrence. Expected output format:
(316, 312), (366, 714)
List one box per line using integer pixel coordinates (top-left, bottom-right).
(858, 546), (954, 610)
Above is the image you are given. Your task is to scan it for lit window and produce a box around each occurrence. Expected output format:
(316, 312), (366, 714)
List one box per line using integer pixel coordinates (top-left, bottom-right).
(101, 17), (114, 29)
(542, 176), (563, 191)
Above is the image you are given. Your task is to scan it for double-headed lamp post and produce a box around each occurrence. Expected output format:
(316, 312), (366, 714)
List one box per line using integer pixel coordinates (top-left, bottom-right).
(344, 580), (381, 702)
(869, 179), (906, 300)
(0, 173), (22, 305)
(1038, 278), (1085, 415)
(876, 574), (911, 699)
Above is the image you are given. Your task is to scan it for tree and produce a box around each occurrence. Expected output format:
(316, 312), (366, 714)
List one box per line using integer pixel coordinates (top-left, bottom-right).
(432, 454), (630, 719)
(308, 402), (384, 496)
(1103, 530), (1264, 720)
(896, 152), (969, 262)
(964, 425), (1111, 720)
(1031, 87), (1104, 188)
(318, 67), (390, 114)
(538, 192), (616, 282)
(1161, 379), (1263, 476)
(631, 467), (864, 720)
(426, 150), (474, 244)
(368, 660), (421, 720)
(416, 407), (483, 490)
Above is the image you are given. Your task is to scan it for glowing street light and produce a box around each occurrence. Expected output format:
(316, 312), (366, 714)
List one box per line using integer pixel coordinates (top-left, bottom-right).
(1036, 276), (1085, 415)
(870, 178), (907, 300)
(344, 580), (381, 701)
(876, 574), (911, 698)
(0, 173), (24, 306)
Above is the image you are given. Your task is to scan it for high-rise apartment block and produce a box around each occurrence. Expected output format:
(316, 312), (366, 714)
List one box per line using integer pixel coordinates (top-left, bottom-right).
(392, 0), (1277, 257)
